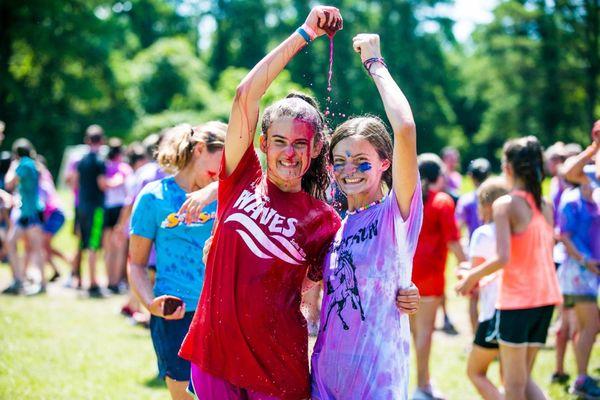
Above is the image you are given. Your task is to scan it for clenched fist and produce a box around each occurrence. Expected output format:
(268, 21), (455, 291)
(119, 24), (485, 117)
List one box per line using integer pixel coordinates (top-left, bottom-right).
(353, 33), (382, 62)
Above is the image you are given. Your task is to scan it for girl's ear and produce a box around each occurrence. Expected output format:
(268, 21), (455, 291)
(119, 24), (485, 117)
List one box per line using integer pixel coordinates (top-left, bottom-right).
(381, 159), (391, 171)
(194, 141), (205, 156)
(259, 134), (268, 154)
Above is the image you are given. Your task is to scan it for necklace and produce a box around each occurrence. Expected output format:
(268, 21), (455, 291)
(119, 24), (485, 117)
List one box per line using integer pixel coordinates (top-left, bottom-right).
(347, 196), (385, 215)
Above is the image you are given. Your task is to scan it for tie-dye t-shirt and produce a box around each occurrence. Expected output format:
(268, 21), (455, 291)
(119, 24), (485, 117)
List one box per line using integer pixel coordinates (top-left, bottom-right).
(557, 187), (600, 297)
(311, 185), (423, 400)
(130, 176), (216, 310)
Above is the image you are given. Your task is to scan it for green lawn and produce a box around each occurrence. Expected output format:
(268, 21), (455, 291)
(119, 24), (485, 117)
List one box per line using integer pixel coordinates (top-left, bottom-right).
(0, 185), (597, 399)
(3, 263), (592, 400)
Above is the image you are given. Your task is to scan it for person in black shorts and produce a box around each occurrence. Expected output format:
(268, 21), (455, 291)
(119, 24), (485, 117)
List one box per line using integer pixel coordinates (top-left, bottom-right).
(76, 125), (107, 297)
(459, 177), (508, 400)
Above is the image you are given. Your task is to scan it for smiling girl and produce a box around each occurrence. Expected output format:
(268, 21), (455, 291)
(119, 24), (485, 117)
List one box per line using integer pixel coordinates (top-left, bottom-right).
(310, 33), (423, 399)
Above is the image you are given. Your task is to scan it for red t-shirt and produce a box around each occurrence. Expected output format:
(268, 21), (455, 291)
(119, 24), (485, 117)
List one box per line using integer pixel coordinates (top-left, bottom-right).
(412, 190), (460, 296)
(180, 146), (341, 399)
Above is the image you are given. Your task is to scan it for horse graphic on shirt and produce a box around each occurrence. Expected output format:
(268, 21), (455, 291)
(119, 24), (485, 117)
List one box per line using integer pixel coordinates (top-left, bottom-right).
(322, 250), (366, 331)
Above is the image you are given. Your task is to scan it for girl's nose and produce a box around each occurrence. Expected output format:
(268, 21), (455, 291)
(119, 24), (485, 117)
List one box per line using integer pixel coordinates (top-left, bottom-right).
(344, 163), (357, 174)
(284, 145), (295, 157)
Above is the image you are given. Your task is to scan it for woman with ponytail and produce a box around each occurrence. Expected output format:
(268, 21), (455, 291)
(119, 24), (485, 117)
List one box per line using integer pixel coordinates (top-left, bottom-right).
(457, 136), (562, 400)
(128, 122), (225, 400)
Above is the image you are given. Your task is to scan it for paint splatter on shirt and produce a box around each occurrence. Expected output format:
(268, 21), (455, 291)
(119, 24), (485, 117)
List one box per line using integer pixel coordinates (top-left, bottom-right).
(311, 184), (423, 399)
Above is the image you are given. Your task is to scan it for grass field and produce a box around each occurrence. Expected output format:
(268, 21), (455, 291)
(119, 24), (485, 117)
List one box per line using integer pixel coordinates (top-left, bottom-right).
(0, 186), (598, 399)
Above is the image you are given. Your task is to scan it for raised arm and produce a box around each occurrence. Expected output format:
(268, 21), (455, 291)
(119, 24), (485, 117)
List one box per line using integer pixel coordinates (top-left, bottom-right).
(352, 34), (417, 218)
(224, 6), (342, 177)
(560, 141), (598, 185)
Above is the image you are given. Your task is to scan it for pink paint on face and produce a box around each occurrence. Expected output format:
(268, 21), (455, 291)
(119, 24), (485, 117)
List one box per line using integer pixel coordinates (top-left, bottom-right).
(195, 149), (223, 189)
(262, 118), (318, 190)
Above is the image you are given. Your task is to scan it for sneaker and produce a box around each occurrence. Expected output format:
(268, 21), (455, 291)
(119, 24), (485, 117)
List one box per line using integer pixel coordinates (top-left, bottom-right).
(442, 315), (459, 335)
(412, 386), (446, 400)
(24, 284), (46, 296)
(131, 311), (150, 328)
(571, 375), (600, 400)
(551, 372), (570, 384)
(49, 271), (60, 283)
(2, 280), (23, 295)
(107, 284), (120, 295)
(120, 305), (135, 318)
(63, 274), (82, 289)
(88, 285), (105, 298)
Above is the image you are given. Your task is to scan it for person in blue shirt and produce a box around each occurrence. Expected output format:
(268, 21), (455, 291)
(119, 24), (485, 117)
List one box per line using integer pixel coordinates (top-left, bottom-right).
(128, 121), (225, 400)
(3, 139), (45, 295)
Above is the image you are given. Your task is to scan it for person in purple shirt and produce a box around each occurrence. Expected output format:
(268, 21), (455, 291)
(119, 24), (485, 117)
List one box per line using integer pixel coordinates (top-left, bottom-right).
(557, 184), (600, 397)
(311, 33), (423, 400)
(456, 158), (491, 240)
(545, 142), (568, 223)
(442, 146), (462, 202)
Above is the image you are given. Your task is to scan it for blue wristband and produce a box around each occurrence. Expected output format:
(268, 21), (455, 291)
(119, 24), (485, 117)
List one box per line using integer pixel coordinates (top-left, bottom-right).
(296, 27), (311, 44)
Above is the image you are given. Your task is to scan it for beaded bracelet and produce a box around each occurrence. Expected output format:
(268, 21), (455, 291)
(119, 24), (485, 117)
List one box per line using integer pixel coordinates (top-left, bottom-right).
(363, 57), (387, 75)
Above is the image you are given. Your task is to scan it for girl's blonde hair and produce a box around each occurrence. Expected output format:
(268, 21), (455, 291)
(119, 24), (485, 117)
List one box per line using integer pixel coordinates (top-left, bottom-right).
(477, 176), (508, 207)
(156, 121), (226, 173)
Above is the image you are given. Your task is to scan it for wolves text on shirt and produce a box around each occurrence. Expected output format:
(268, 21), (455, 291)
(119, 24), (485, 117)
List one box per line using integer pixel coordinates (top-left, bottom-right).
(224, 189), (306, 265)
(328, 219), (379, 253)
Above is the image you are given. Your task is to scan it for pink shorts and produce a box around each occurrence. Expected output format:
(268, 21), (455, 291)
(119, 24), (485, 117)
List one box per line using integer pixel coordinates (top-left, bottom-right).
(188, 363), (280, 400)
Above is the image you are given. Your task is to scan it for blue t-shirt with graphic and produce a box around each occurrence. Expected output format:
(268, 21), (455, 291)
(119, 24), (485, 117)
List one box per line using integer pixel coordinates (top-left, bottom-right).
(130, 176), (216, 311)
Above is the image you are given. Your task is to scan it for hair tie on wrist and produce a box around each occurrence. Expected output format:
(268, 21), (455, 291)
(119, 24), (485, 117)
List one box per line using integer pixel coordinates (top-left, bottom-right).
(363, 57), (387, 75)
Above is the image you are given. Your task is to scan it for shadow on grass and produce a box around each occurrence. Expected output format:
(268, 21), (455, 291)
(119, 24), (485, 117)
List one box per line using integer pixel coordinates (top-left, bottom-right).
(144, 375), (166, 389)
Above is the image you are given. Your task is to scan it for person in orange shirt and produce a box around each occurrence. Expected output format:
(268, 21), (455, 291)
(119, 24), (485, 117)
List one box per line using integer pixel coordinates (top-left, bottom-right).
(457, 136), (562, 400)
